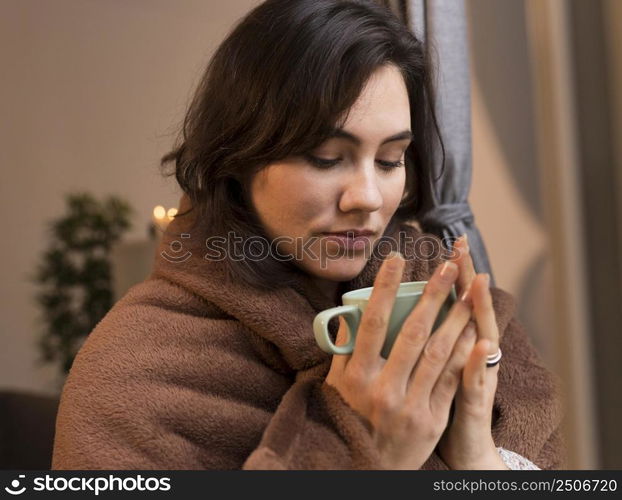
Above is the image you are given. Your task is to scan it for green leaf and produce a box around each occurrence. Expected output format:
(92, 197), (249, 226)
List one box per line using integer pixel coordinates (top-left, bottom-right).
(33, 191), (134, 375)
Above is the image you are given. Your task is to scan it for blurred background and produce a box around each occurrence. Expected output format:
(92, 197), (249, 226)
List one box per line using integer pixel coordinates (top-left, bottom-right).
(0, 0), (620, 469)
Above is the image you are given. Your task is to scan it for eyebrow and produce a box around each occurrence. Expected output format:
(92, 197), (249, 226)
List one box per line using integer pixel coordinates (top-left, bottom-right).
(326, 128), (413, 146)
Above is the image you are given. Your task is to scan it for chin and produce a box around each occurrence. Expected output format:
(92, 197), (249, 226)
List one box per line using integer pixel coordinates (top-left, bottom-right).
(304, 254), (369, 282)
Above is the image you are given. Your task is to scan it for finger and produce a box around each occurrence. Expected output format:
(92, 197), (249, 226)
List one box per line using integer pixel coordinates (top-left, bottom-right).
(330, 316), (351, 372)
(382, 260), (460, 391)
(405, 291), (474, 401)
(451, 234), (477, 299)
(471, 273), (499, 353)
(428, 321), (477, 415)
(350, 251), (405, 367)
(456, 338), (498, 418)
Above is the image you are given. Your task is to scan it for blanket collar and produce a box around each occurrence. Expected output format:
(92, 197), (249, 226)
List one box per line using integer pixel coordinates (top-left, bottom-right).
(152, 195), (513, 371)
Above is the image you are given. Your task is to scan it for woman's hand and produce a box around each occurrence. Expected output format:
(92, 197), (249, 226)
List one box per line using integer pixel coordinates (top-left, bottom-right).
(437, 235), (507, 470)
(325, 251), (477, 470)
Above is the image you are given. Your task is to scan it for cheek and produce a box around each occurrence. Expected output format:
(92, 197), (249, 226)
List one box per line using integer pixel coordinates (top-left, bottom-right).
(382, 170), (407, 213)
(278, 171), (330, 213)
(251, 166), (334, 233)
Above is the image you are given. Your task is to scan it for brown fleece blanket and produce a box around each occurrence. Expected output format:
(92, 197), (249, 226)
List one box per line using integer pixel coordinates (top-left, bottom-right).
(52, 195), (566, 470)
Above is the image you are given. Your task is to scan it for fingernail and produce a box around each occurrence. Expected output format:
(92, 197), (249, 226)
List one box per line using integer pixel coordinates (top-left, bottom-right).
(482, 273), (490, 287)
(385, 251), (403, 270)
(387, 250), (403, 260)
(462, 233), (470, 253)
(439, 260), (456, 278)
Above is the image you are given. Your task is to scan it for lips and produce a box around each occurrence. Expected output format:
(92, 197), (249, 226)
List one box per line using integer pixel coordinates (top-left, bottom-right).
(320, 229), (376, 252)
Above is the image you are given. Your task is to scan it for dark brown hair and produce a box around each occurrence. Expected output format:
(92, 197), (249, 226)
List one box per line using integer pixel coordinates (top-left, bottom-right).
(160, 0), (445, 290)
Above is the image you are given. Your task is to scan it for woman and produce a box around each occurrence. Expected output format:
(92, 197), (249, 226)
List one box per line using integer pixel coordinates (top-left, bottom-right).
(52, 0), (565, 469)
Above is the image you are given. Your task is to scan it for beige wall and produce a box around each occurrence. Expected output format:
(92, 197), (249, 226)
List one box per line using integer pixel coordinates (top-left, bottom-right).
(467, 0), (596, 467)
(0, 0), (259, 394)
(466, 0), (555, 364)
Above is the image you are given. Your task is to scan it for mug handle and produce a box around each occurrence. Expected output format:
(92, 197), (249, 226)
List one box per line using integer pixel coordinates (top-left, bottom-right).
(313, 304), (361, 355)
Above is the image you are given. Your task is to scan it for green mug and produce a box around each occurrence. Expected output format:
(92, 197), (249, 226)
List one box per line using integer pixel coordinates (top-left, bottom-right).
(313, 281), (457, 358)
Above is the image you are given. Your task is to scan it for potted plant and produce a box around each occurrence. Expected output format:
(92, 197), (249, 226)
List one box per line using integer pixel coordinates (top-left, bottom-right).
(32, 192), (133, 377)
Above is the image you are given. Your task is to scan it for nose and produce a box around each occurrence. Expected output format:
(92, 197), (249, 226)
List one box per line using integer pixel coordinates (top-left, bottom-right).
(338, 163), (383, 213)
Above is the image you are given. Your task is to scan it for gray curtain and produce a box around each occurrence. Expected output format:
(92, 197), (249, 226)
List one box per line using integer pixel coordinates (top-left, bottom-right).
(380, 0), (495, 284)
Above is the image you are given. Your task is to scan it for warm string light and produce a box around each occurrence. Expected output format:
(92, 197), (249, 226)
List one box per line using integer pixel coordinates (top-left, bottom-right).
(151, 205), (178, 235)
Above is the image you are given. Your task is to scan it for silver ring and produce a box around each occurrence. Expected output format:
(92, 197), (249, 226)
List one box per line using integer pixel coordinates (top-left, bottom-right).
(486, 348), (502, 367)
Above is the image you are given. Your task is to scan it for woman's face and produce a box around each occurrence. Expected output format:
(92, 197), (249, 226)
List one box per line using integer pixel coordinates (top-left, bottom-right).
(249, 64), (411, 285)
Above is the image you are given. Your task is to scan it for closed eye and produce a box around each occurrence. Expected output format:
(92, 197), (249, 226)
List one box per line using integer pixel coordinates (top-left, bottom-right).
(303, 154), (405, 171)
